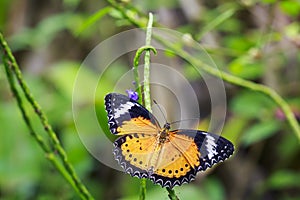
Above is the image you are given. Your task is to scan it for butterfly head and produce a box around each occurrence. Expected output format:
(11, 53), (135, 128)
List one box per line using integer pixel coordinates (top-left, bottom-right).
(163, 122), (171, 130)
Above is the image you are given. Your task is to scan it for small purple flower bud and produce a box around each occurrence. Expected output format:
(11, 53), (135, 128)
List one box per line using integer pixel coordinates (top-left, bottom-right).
(126, 89), (139, 101)
(275, 107), (300, 122)
(275, 108), (286, 121)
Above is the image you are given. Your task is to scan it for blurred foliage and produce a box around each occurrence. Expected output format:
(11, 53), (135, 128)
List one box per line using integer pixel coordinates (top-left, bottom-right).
(1, 0), (300, 199)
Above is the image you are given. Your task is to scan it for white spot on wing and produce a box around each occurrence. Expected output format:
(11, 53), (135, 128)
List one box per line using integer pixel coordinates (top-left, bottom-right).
(113, 102), (135, 118)
(206, 135), (218, 159)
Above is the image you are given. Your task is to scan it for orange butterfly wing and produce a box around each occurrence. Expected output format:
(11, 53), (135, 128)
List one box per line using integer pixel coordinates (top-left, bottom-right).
(105, 93), (234, 188)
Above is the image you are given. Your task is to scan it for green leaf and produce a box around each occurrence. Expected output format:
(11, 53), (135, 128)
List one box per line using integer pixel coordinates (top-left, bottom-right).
(203, 178), (225, 200)
(0, 0), (10, 29)
(9, 13), (82, 50)
(63, 0), (81, 8)
(197, 8), (236, 39)
(267, 170), (300, 189)
(135, 0), (179, 10)
(285, 22), (300, 40)
(224, 36), (253, 52)
(279, 1), (300, 17)
(241, 120), (280, 146)
(0, 103), (46, 198)
(62, 126), (92, 176)
(228, 51), (264, 80)
(230, 90), (274, 119)
(277, 133), (300, 162)
(262, 0), (276, 4)
(221, 115), (248, 145)
(76, 7), (112, 36)
(46, 61), (81, 99)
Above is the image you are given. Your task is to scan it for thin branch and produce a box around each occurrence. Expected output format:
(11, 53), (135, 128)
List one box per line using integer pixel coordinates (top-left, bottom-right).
(133, 45), (157, 104)
(139, 12), (154, 200)
(166, 188), (180, 200)
(0, 32), (94, 200)
(3, 57), (51, 154)
(143, 12), (154, 111)
(165, 43), (300, 142)
(106, 0), (300, 142)
(132, 12), (180, 200)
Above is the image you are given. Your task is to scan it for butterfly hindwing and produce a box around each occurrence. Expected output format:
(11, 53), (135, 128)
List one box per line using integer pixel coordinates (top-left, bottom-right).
(113, 132), (199, 188)
(105, 93), (159, 135)
(112, 127), (234, 188)
(113, 134), (154, 179)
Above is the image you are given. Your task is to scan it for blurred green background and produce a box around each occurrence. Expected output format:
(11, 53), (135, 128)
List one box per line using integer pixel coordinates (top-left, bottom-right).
(1, 0), (300, 199)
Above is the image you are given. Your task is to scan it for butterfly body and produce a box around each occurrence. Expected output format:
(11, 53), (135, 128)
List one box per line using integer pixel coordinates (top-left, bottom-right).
(105, 93), (234, 188)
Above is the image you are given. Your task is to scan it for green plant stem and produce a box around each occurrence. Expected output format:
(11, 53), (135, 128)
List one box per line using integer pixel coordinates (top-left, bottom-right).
(195, 7), (236, 40)
(166, 188), (180, 200)
(134, 46), (157, 67)
(163, 42), (300, 142)
(107, 0), (145, 27)
(0, 32), (94, 200)
(133, 60), (142, 104)
(133, 46), (158, 198)
(139, 178), (146, 200)
(133, 46), (154, 103)
(106, 0), (300, 142)
(2, 46), (85, 200)
(138, 12), (154, 200)
(143, 13), (179, 200)
(76, 6), (112, 36)
(133, 45), (157, 104)
(3, 57), (51, 154)
(143, 12), (153, 111)
(132, 12), (180, 200)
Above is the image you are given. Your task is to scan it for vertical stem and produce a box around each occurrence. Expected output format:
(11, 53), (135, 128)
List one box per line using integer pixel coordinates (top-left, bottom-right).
(139, 12), (153, 200)
(133, 46), (157, 105)
(133, 12), (179, 200)
(143, 15), (180, 200)
(166, 188), (180, 200)
(139, 178), (146, 200)
(133, 56), (142, 105)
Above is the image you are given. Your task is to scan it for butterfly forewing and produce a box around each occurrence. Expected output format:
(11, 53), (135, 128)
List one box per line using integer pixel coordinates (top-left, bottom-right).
(105, 93), (160, 135)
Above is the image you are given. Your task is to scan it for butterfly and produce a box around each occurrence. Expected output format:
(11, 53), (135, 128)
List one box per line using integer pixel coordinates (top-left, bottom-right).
(104, 93), (234, 188)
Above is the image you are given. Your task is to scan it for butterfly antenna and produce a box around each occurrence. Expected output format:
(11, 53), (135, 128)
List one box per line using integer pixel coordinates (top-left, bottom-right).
(153, 99), (168, 124)
(169, 118), (199, 126)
